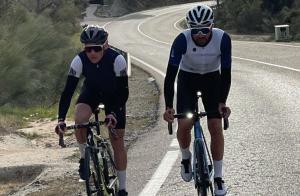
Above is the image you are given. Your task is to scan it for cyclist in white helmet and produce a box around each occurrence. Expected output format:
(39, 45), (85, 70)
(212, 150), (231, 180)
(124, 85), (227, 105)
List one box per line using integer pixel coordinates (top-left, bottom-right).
(163, 4), (231, 195)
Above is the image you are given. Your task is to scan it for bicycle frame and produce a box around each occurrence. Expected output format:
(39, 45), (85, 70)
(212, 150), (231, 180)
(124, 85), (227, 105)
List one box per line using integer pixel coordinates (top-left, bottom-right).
(63, 105), (118, 196)
(168, 91), (229, 195)
(193, 98), (214, 183)
(86, 109), (118, 196)
(192, 110), (214, 194)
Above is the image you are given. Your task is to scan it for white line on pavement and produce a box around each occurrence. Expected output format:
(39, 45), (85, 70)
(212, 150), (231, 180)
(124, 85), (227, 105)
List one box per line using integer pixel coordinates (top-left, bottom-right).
(131, 56), (166, 77)
(131, 55), (181, 195)
(233, 40), (300, 48)
(137, 12), (300, 73)
(233, 56), (300, 73)
(174, 17), (185, 31)
(170, 139), (179, 148)
(138, 150), (179, 196)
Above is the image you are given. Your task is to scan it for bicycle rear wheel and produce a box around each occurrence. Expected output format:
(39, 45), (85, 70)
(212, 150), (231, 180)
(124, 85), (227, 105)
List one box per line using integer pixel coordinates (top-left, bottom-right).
(85, 147), (104, 196)
(194, 140), (210, 196)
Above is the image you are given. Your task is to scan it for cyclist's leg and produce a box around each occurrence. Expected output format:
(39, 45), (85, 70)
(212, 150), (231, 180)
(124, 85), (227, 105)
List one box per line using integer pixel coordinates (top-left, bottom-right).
(177, 70), (197, 182)
(108, 106), (127, 193)
(176, 70), (197, 150)
(201, 71), (227, 195)
(74, 103), (92, 144)
(75, 90), (99, 180)
(201, 71), (224, 168)
(75, 89), (98, 158)
(74, 103), (93, 179)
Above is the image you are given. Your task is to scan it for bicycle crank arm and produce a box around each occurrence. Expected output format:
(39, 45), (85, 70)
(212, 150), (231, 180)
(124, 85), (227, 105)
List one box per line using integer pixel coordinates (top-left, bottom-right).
(108, 177), (118, 189)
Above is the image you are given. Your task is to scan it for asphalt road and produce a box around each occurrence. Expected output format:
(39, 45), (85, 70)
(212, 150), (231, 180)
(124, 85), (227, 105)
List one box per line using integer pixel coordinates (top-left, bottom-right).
(84, 1), (300, 195)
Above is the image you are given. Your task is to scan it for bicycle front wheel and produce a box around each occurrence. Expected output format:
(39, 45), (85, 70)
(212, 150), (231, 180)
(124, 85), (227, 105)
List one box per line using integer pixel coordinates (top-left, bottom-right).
(102, 143), (119, 196)
(85, 147), (104, 196)
(194, 140), (209, 196)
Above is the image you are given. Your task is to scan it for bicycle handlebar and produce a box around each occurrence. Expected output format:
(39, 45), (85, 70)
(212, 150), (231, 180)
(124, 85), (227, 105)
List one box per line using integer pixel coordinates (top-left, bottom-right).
(66, 121), (107, 130)
(223, 117), (229, 130)
(58, 120), (108, 148)
(168, 122), (173, 135)
(168, 111), (229, 135)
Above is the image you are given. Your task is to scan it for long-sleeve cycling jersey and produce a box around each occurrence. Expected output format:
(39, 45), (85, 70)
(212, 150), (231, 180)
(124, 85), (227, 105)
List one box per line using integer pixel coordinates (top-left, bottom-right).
(58, 48), (129, 121)
(164, 28), (232, 108)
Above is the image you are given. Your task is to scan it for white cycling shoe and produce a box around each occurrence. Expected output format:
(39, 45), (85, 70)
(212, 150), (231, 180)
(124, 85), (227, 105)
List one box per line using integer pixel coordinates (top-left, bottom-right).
(180, 158), (192, 182)
(214, 177), (228, 195)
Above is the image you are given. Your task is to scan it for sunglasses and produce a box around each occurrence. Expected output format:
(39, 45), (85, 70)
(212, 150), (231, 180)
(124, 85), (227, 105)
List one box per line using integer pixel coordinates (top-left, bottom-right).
(84, 45), (103, 53)
(191, 27), (211, 36)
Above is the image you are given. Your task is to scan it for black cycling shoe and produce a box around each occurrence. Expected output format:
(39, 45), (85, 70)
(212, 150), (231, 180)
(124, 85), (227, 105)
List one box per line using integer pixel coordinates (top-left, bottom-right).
(118, 189), (128, 196)
(214, 177), (228, 196)
(181, 158), (192, 182)
(78, 158), (86, 180)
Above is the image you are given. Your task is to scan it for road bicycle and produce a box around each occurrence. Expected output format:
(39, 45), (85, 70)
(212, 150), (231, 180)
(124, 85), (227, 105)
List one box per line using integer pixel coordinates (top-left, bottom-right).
(168, 92), (229, 196)
(60, 105), (119, 196)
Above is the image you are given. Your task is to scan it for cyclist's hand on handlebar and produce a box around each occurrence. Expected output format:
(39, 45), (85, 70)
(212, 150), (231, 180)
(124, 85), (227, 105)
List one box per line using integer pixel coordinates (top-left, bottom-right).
(163, 107), (175, 123)
(55, 121), (66, 135)
(219, 103), (231, 119)
(105, 113), (117, 129)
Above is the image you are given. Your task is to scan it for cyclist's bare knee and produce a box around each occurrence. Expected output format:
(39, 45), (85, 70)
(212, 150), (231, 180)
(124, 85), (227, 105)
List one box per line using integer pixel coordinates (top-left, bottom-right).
(207, 118), (222, 135)
(177, 119), (193, 133)
(109, 129), (125, 142)
(74, 103), (92, 124)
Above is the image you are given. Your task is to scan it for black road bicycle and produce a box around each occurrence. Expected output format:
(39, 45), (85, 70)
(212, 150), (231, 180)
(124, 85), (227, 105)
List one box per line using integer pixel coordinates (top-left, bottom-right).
(168, 92), (229, 196)
(60, 105), (119, 196)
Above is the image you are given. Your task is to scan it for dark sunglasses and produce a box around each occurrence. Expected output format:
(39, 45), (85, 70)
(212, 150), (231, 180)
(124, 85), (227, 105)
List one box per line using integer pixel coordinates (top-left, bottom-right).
(84, 45), (103, 53)
(191, 27), (211, 36)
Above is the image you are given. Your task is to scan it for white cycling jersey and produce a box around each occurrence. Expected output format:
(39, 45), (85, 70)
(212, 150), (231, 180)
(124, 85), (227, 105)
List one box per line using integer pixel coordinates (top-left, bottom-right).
(179, 28), (224, 74)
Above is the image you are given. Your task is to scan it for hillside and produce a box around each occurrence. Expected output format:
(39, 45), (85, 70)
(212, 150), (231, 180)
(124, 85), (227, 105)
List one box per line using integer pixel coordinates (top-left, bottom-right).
(97, 0), (200, 16)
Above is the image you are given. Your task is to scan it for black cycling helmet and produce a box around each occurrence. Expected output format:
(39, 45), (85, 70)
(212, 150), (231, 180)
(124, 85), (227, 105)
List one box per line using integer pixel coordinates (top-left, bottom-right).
(80, 25), (108, 45)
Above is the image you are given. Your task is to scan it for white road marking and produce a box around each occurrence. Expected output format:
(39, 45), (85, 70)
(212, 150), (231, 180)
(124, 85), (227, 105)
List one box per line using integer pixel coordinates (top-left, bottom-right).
(138, 150), (179, 196)
(137, 11), (300, 73)
(172, 18), (300, 48)
(131, 55), (182, 195)
(233, 56), (300, 73)
(131, 56), (165, 77)
(174, 17), (185, 31)
(170, 139), (179, 148)
(233, 40), (300, 48)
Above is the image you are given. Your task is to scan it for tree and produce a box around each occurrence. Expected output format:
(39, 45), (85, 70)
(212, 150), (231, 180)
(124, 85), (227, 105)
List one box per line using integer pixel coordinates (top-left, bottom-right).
(262, 0), (295, 15)
(0, 1), (81, 106)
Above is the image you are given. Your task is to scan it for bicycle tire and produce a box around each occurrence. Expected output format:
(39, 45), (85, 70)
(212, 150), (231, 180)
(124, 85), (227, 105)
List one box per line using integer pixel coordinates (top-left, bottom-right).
(102, 143), (119, 196)
(194, 140), (209, 196)
(85, 146), (103, 196)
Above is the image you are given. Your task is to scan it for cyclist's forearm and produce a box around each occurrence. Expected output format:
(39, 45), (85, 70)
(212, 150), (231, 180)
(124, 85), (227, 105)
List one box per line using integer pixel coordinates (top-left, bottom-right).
(58, 76), (79, 121)
(164, 64), (179, 108)
(220, 68), (231, 104)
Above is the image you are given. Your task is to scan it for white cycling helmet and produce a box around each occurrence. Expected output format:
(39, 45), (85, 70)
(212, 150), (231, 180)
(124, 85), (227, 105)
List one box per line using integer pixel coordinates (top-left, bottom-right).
(186, 4), (214, 28)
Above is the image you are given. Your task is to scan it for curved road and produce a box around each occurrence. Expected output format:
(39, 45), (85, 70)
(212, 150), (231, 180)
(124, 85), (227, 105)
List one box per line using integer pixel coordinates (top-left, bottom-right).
(85, 1), (300, 195)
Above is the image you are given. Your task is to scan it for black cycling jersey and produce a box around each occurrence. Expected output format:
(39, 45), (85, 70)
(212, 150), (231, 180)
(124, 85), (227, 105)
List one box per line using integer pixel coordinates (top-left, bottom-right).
(58, 47), (128, 121)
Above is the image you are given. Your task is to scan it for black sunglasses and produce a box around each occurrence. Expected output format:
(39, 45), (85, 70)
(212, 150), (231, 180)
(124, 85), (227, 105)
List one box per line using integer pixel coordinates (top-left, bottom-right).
(84, 45), (103, 53)
(191, 27), (211, 36)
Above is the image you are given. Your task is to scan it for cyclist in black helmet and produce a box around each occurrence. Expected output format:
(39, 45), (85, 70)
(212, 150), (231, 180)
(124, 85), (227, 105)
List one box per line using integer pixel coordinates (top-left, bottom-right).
(55, 25), (129, 196)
